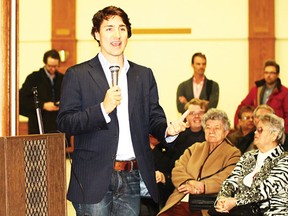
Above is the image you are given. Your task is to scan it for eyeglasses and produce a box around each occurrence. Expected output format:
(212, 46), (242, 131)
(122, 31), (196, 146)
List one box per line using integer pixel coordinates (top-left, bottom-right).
(241, 116), (254, 121)
(189, 111), (205, 117)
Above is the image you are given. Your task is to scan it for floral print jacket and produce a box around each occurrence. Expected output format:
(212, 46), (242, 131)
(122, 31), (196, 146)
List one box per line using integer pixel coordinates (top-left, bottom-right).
(217, 145), (288, 215)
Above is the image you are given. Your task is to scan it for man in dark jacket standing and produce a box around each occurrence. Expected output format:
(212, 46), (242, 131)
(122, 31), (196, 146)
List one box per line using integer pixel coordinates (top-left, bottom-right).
(57, 6), (188, 216)
(176, 52), (219, 114)
(19, 49), (63, 134)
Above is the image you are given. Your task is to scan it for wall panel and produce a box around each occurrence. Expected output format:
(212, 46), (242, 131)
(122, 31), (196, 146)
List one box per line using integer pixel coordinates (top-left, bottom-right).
(249, 0), (275, 89)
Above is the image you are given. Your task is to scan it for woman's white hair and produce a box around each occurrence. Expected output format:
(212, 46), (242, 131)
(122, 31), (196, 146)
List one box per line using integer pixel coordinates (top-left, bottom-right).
(259, 113), (286, 145)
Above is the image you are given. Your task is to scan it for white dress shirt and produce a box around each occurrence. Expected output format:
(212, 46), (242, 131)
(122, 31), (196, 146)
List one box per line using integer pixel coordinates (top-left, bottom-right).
(98, 53), (135, 160)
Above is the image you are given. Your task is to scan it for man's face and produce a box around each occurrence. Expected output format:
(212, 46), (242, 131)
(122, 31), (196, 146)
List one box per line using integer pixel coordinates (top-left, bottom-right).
(264, 65), (279, 85)
(239, 111), (255, 132)
(192, 56), (206, 76)
(94, 15), (128, 61)
(186, 104), (205, 132)
(45, 57), (60, 75)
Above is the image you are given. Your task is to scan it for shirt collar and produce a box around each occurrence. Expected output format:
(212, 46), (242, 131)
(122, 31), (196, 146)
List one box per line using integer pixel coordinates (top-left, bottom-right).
(193, 75), (205, 83)
(98, 52), (130, 86)
(98, 52), (130, 73)
(44, 67), (55, 83)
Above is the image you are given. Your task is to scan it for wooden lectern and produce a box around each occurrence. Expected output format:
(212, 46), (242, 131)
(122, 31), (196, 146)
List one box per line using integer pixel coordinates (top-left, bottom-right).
(0, 133), (66, 216)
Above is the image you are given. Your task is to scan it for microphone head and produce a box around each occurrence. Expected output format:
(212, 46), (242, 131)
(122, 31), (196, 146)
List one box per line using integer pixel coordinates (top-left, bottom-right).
(109, 65), (120, 73)
(109, 65), (120, 86)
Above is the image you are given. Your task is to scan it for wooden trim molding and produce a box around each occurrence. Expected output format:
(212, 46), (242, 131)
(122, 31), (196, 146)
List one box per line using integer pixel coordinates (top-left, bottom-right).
(1, 0), (13, 136)
(132, 28), (192, 34)
(249, 0), (275, 89)
(51, 0), (76, 74)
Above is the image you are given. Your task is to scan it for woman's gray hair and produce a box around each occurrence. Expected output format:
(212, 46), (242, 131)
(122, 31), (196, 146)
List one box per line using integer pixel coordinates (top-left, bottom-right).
(259, 113), (286, 145)
(253, 104), (275, 117)
(201, 108), (231, 131)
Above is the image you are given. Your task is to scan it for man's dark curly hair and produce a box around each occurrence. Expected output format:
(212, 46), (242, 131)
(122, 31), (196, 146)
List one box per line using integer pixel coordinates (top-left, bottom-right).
(91, 6), (132, 46)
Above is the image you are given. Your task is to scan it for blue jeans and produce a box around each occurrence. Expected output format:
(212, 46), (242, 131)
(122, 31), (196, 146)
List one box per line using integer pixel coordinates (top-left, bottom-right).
(73, 170), (141, 216)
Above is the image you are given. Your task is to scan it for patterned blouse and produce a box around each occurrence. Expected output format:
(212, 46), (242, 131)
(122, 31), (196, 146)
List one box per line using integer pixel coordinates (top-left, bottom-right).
(217, 145), (288, 216)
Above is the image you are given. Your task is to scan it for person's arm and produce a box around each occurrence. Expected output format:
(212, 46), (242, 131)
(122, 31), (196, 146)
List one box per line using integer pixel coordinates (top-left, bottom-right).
(282, 88), (288, 133)
(57, 67), (108, 135)
(171, 146), (206, 195)
(207, 81), (219, 109)
(147, 68), (189, 143)
(19, 73), (37, 116)
(216, 155), (245, 199)
(176, 83), (187, 114)
(171, 147), (195, 187)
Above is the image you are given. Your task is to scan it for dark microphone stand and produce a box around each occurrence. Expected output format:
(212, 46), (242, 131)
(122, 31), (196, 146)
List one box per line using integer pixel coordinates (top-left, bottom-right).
(32, 87), (44, 134)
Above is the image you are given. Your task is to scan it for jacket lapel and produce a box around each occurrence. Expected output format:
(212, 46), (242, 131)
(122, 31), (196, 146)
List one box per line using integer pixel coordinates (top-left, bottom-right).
(87, 56), (110, 93)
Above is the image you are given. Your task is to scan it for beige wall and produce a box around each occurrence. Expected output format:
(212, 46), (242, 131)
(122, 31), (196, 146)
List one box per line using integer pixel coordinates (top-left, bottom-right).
(19, 0), (288, 126)
(276, 0), (288, 86)
(19, 0), (52, 122)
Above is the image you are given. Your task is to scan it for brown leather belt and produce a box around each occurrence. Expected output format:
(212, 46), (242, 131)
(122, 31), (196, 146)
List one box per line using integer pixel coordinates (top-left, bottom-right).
(114, 159), (138, 172)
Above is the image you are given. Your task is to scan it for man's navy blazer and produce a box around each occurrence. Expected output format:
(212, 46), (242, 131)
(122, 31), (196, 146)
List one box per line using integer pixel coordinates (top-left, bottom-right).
(57, 55), (168, 204)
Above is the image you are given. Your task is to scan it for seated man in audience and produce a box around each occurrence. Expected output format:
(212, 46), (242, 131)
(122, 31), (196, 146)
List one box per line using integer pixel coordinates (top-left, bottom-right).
(227, 105), (255, 145)
(234, 104), (274, 154)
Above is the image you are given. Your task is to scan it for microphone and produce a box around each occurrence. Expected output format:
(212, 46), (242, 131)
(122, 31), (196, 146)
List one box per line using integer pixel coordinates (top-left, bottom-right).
(109, 65), (120, 87)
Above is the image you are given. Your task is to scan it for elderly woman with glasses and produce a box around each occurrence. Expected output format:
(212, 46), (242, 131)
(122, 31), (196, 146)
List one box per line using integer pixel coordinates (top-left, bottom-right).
(212, 113), (288, 215)
(157, 109), (241, 216)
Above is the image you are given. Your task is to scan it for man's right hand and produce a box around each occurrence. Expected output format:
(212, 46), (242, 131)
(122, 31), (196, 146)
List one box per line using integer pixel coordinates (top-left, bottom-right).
(43, 102), (59, 111)
(103, 86), (122, 114)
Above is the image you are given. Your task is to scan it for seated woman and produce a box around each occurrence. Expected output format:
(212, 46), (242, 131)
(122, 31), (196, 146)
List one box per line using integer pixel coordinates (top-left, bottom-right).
(157, 108), (241, 216)
(212, 113), (288, 215)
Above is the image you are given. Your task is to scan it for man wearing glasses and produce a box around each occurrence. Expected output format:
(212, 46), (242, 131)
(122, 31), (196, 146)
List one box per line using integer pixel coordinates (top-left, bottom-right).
(234, 60), (288, 133)
(19, 49), (63, 134)
(228, 105), (255, 145)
